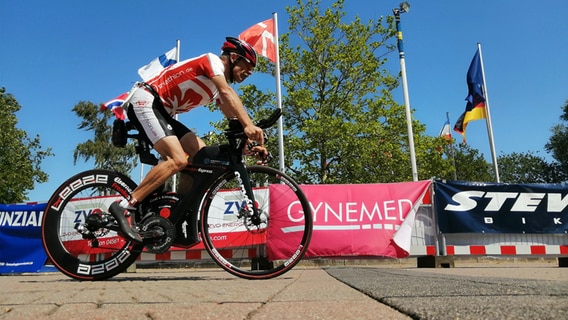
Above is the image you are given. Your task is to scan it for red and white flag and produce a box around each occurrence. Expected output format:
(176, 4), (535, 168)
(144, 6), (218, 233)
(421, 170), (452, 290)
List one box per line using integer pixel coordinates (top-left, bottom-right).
(239, 18), (277, 63)
(101, 92), (128, 120)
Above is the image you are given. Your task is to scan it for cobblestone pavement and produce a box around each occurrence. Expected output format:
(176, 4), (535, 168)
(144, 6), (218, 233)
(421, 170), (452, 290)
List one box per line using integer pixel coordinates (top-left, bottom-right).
(1, 259), (566, 319)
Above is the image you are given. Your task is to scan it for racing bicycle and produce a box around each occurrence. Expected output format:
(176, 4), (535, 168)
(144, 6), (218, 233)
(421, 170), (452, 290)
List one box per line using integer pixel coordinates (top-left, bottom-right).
(41, 108), (313, 281)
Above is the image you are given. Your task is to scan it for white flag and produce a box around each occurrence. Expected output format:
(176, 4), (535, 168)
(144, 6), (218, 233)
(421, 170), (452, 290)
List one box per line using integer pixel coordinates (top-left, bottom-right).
(138, 46), (178, 81)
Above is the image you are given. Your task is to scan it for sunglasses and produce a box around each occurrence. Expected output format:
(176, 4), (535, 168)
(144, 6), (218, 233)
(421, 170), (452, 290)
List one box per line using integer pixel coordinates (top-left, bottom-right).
(232, 53), (253, 70)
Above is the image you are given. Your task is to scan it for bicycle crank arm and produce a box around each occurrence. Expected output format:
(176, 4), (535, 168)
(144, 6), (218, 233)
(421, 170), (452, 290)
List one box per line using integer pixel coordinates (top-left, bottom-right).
(139, 216), (176, 254)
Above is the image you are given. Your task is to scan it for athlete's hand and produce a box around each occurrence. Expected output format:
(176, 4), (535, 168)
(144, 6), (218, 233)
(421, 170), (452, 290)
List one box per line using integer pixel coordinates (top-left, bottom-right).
(245, 139), (270, 163)
(244, 125), (264, 146)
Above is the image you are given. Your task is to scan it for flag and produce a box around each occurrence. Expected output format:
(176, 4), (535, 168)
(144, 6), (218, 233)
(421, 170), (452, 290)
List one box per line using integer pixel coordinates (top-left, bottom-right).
(453, 48), (487, 141)
(101, 92), (128, 120)
(239, 18), (276, 63)
(138, 46), (178, 81)
(439, 117), (452, 141)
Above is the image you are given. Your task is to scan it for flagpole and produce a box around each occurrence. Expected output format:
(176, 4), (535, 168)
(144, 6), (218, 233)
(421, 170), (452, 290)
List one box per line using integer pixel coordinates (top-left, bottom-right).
(477, 43), (500, 182)
(393, 3), (418, 181)
(446, 112), (457, 180)
(172, 39), (181, 192)
(273, 12), (286, 173)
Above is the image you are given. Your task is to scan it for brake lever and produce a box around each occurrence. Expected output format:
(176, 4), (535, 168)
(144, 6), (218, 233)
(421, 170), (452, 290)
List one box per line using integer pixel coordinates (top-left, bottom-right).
(246, 141), (272, 164)
(253, 152), (273, 165)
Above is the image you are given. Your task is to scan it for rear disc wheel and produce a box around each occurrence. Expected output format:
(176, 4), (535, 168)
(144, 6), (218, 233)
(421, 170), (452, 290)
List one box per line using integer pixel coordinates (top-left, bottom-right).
(41, 170), (143, 281)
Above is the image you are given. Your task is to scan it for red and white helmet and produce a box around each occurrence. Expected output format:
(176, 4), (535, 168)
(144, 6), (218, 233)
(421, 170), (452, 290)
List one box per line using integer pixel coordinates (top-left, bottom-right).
(222, 37), (257, 68)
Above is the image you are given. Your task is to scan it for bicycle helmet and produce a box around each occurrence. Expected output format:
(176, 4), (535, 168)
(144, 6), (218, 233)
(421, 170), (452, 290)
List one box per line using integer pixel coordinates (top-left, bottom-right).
(222, 37), (257, 68)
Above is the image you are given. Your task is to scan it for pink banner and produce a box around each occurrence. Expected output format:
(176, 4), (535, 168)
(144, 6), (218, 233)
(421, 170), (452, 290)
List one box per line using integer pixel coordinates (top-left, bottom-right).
(268, 181), (431, 259)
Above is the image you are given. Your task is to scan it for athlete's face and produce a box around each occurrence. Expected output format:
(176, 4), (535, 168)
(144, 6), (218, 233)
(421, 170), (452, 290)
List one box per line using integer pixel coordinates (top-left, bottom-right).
(231, 53), (254, 83)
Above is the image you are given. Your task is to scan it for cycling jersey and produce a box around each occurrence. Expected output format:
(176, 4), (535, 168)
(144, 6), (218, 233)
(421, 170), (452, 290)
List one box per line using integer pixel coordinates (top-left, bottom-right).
(146, 53), (225, 115)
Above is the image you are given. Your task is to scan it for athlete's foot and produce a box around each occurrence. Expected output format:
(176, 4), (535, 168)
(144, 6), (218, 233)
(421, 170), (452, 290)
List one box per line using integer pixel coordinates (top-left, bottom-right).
(108, 202), (143, 243)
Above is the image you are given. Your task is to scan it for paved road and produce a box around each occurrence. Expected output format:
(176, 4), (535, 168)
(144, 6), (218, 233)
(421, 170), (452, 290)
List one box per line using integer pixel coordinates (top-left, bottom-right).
(0, 260), (566, 319)
(328, 261), (568, 320)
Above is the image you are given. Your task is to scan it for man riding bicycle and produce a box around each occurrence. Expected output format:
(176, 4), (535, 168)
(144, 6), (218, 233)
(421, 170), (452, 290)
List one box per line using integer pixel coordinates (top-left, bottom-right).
(109, 37), (268, 242)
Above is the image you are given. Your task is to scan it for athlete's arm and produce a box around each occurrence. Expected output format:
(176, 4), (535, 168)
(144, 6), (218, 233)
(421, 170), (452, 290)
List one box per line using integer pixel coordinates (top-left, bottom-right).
(210, 74), (264, 146)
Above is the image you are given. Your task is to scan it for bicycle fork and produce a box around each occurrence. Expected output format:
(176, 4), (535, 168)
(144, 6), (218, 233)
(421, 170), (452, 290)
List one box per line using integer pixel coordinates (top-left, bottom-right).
(232, 166), (265, 229)
(234, 170), (255, 217)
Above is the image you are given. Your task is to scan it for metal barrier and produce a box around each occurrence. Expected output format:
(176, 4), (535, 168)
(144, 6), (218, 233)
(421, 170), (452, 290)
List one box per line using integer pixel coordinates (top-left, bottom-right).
(410, 204), (568, 257)
(409, 181), (568, 267)
(136, 181), (568, 267)
(3, 180), (568, 273)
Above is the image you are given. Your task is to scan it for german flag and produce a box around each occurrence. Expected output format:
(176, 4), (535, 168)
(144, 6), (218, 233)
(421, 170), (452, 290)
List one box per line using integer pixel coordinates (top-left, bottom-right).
(454, 48), (487, 142)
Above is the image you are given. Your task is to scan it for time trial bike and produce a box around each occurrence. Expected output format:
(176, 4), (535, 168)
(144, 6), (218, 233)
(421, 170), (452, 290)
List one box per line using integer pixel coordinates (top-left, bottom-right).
(41, 108), (313, 281)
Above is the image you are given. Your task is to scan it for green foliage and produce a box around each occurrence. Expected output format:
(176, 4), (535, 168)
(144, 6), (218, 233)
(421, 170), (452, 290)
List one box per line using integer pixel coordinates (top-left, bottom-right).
(279, 0), (387, 183)
(0, 87), (53, 203)
(277, 0), (444, 184)
(451, 143), (494, 182)
(224, 0), (459, 184)
(420, 137), (456, 180)
(72, 102), (137, 175)
(545, 99), (568, 177)
(498, 151), (565, 183)
(215, 0), (567, 185)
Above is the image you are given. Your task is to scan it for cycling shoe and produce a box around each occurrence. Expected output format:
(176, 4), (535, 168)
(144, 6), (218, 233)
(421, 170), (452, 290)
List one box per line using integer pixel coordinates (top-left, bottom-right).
(108, 202), (143, 243)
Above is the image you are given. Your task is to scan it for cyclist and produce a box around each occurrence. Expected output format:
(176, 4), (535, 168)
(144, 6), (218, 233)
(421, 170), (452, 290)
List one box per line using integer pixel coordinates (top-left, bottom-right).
(109, 37), (268, 242)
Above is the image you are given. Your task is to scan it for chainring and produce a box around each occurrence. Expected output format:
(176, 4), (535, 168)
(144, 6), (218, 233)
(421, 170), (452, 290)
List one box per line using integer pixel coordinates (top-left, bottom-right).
(139, 216), (176, 254)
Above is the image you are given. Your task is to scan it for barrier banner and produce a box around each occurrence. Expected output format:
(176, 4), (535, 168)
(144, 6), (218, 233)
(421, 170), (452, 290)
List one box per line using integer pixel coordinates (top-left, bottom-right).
(57, 189), (271, 256)
(268, 181), (432, 259)
(434, 180), (568, 233)
(0, 203), (54, 273)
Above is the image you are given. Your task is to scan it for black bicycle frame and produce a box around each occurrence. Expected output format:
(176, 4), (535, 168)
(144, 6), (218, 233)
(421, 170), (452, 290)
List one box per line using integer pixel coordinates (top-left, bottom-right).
(121, 108), (282, 247)
(141, 134), (259, 248)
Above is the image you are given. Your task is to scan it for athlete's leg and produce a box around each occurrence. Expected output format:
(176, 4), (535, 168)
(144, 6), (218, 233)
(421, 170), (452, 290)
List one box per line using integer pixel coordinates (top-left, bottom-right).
(177, 132), (206, 194)
(132, 135), (188, 200)
(126, 88), (192, 202)
(110, 135), (187, 242)
(109, 87), (189, 242)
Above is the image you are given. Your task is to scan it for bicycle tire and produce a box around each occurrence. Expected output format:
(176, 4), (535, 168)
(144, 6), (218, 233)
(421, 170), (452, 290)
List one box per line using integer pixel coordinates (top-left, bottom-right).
(200, 165), (312, 279)
(41, 169), (143, 280)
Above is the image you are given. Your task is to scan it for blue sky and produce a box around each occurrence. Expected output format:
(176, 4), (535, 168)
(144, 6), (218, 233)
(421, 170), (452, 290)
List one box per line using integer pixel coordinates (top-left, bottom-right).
(2, 0), (567, 202)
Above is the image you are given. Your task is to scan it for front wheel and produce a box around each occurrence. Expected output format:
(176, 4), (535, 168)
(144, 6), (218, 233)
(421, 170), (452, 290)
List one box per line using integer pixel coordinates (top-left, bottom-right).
(200, 165), (313, 279)
(41, 170), (143, 280)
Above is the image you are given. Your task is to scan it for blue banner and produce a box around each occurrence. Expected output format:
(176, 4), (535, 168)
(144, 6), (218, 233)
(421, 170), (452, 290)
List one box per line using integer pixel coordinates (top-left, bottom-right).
(434, 181), (568, 234)
(0, 202), (54, 273)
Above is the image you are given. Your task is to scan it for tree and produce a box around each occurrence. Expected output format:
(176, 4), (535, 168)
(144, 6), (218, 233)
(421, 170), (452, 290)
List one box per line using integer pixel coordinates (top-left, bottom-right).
(545, 99), (568, 178)
(498, 151), (565, 183)
(279, 0), (392, 183)
(0, 87), (54, 203)
(266, 0), (450, 184)
(452, 143), (494, 182)
(73, 101), (137, 175)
